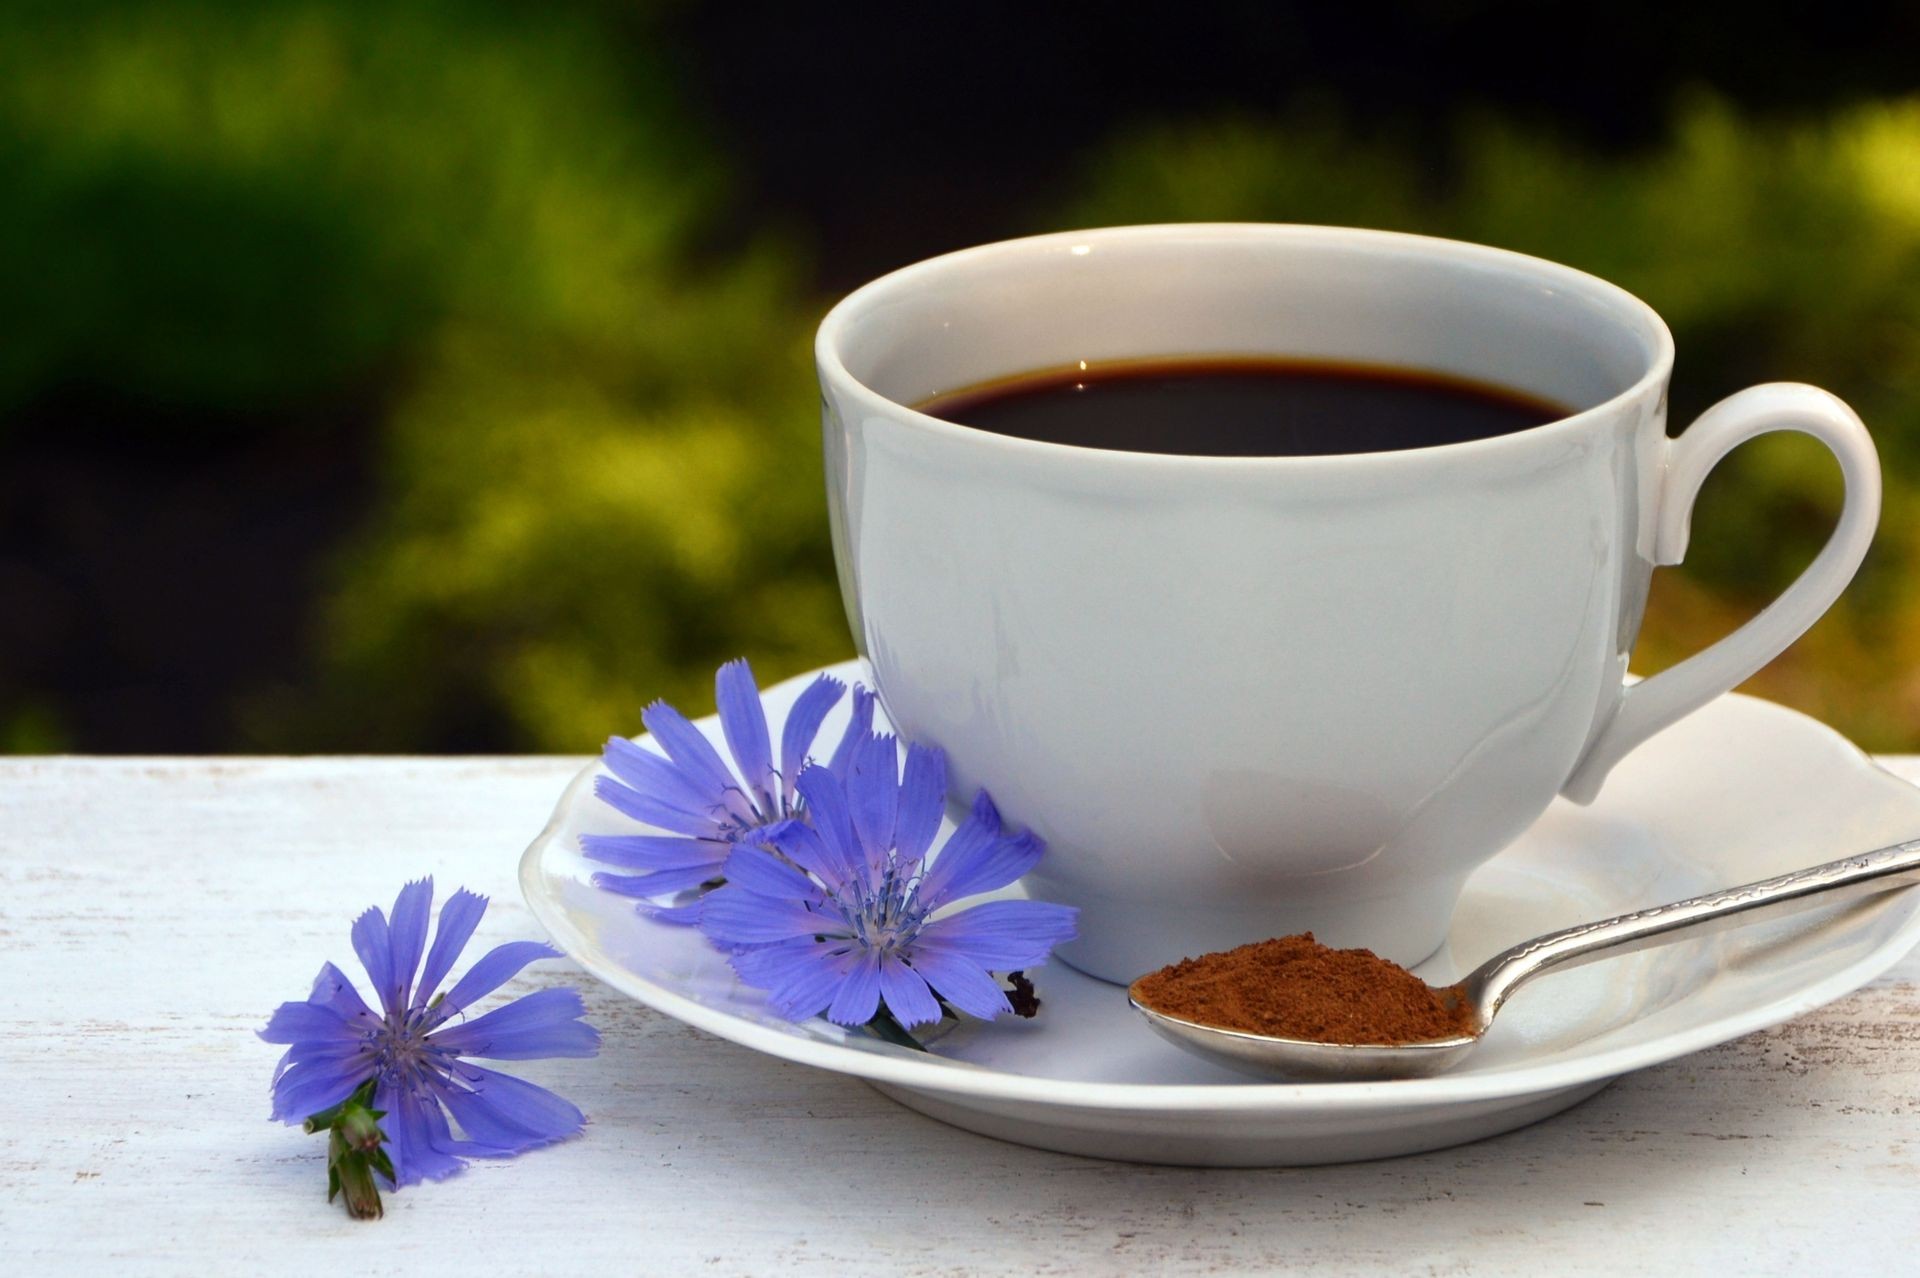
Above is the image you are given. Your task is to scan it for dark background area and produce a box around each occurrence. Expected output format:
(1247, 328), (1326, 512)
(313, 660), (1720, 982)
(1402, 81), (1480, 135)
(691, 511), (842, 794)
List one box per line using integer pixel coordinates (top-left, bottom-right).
(675, 3), (1920, 284)
(4, 1), (1919, 754)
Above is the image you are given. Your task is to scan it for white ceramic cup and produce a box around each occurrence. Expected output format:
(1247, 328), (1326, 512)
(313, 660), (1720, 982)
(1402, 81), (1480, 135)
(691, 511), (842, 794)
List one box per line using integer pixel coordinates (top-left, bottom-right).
(815, 224), (1880, 984)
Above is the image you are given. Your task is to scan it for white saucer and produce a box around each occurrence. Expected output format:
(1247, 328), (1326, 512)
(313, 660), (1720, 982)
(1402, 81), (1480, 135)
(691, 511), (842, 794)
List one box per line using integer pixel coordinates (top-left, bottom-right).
(521, 660), (1920, 1166)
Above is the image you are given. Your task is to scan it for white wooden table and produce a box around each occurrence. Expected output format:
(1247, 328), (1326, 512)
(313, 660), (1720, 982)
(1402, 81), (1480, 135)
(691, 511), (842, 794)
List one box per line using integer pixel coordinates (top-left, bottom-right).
(4, 757), (1917, 1275)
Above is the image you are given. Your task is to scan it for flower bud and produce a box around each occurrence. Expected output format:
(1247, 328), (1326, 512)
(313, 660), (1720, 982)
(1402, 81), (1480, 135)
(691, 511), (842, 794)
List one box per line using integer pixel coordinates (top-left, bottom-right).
(337, 1102), (385, 1153)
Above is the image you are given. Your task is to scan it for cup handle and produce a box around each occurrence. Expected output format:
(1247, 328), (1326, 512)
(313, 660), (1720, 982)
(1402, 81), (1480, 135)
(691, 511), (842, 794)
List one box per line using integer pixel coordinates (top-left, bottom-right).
(1560, 383), (1881, 804)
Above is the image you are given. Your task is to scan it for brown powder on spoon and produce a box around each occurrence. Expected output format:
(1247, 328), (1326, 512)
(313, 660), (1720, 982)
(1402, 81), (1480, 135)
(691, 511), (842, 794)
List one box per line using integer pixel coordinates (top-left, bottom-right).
(1129, 933), (1476, 1044)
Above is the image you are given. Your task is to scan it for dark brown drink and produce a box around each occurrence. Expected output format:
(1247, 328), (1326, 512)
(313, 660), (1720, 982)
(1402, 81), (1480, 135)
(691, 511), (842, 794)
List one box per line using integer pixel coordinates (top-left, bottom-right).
(916, 356), (1567, 457)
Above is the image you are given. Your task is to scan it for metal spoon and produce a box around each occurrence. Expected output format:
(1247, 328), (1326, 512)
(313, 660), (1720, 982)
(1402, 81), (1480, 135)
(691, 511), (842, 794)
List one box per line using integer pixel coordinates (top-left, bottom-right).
(1129, 837), (1920, 1081)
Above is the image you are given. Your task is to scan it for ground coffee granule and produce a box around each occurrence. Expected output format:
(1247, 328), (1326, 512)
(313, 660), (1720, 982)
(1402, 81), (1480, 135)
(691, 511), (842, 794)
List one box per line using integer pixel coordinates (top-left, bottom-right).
(1129, 933), (1477, 1044)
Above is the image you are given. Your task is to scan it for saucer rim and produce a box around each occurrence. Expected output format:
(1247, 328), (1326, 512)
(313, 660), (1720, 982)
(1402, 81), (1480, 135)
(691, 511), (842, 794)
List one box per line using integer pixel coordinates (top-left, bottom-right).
(521, 660), (1920, 1113)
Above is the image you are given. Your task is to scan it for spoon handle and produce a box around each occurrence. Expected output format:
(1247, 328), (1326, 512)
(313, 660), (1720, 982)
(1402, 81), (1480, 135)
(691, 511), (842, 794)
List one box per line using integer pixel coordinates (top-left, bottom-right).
(1467, 837), (1920, 1017)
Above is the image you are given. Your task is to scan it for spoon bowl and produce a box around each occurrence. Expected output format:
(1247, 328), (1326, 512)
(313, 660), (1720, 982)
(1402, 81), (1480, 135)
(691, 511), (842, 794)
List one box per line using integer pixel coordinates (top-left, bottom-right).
(1129, 998), (1481, 1080)
(1130, 837), (1920, 1081)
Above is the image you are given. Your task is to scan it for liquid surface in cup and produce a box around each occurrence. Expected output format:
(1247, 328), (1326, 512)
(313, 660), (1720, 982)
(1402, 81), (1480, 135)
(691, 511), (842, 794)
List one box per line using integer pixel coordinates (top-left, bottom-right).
(917, 357), (1569, 457)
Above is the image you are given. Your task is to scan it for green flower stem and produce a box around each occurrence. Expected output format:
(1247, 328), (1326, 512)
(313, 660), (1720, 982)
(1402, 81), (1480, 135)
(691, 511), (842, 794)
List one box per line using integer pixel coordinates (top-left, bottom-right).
(328, 1128), (386, 1220)
(307, 1080), (394, 1221)
(864, 1007), (929, 1051)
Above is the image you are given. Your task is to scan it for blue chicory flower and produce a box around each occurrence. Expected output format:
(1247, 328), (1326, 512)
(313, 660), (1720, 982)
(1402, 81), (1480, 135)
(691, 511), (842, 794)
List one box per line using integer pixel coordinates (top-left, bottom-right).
(700, 733), (1079, 1028)
(586, 658), (874, 922)
(260, 879), (599, 1186)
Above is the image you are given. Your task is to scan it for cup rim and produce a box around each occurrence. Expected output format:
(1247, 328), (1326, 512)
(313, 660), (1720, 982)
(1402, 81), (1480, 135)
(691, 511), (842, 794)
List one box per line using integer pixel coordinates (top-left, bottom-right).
(815, 223), (1677, 467)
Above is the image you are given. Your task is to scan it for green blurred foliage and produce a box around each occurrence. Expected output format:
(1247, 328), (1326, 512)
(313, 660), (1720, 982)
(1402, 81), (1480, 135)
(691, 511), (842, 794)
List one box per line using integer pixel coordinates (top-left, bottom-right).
(6, 2), (1920, 751)
(0, 0), (848, 749)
